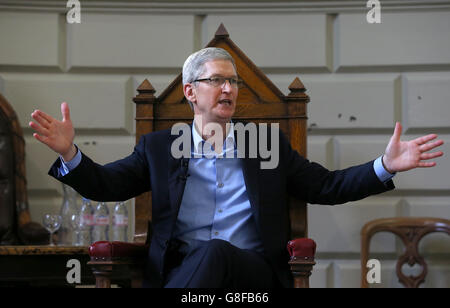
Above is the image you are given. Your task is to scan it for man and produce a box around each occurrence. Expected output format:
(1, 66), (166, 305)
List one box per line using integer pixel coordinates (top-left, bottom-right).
(29, 47), (444, 288)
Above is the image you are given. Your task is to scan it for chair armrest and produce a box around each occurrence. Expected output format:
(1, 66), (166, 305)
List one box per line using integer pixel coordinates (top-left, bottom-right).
(88, 241), (149, 288)
(287, 238), (316, 260)
(287, 238), (316, 288)
(89, 241), (149, 261)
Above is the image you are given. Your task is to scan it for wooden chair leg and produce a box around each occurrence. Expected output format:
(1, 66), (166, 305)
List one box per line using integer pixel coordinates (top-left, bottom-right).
(89, 263), (113, 288)
(289, 259), (316, 288)
(130, 265), (144, 288)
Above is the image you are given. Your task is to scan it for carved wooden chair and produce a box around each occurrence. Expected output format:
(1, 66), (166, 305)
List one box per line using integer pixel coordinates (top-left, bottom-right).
(0, 93), (47, 245)
(88, 24), (316, 288)
(361, 217), (450, 288)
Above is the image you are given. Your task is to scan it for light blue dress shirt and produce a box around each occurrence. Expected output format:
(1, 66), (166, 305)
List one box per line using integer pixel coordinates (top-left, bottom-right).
(58, 145), (82, 177)
(173, 122), (264, 253)
(59, 124), (395, 253)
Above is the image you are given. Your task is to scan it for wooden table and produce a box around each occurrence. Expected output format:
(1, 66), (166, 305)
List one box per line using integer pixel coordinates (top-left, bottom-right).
(0, 246), (95, 287)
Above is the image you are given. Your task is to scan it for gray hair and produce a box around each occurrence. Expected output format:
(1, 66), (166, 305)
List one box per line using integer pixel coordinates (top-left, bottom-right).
(182, 47), (237, 110)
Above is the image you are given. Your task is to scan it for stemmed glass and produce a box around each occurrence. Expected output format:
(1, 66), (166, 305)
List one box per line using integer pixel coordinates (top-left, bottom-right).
(42, 214), (62, 246)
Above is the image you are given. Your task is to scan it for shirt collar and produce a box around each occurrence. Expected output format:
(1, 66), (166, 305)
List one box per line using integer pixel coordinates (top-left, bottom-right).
(192, 120), (235, 157)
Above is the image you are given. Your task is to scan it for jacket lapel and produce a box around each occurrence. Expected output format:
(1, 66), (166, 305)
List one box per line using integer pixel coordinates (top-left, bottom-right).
(234, 120), (261, 223)
(167, 131), (189, 219)
(241, 157), (260, 221)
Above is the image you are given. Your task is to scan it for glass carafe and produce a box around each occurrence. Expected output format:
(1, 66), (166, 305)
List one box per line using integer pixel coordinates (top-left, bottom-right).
(59, 184), (79, 245)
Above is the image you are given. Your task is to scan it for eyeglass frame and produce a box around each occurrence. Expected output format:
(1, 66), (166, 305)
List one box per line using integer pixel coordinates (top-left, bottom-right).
(193, 76), (242, 88)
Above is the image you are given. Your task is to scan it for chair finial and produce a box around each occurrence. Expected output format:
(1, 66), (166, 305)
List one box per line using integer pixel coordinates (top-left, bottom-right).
(287, 77), (309, 103)
(215, 23), (229, 38)
(288, 77), (306, 93)
(133, 79), (157, 105)
(137, 79), (155, 94)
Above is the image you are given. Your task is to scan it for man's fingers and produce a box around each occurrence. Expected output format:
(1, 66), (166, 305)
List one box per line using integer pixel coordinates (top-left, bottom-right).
(414, 134), (438, 146)
(29, 121), (49, 137)
(32, 132), (48, 145)
(419, 139), (444, 152)
(32, 132), (42, 141)
(420, 151), (444, 160)
(33, 109), (53, 124)
(417, 161), (437, 168)
(391, 122), (402, 142)
(61, 102), (71, 122)
(31, 111), (51, 129)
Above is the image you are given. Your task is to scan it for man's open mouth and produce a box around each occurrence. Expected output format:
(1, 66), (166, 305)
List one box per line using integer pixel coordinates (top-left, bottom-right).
(219, 99), (232, 105)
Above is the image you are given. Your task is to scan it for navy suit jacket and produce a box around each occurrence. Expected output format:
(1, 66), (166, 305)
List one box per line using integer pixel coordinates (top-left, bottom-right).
(49, 122), (395, 287)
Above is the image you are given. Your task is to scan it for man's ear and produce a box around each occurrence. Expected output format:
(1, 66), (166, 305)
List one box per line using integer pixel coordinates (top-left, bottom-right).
(183, 83), (197, 104)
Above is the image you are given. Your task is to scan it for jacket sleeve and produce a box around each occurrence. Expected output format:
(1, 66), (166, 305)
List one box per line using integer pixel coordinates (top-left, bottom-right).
(48, 135), (151, 202)
(280, 131), (395, 205)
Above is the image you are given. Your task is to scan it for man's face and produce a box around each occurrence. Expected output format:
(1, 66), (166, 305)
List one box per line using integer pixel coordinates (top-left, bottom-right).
(184, 59), (238, 124)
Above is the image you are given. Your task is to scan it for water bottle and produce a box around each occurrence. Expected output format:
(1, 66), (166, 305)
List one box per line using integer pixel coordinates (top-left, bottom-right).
(79, 198), (94, 245)
(93, 202), (110, 242)
(59, 184), (79, 245)
(112, 201), (128, 242)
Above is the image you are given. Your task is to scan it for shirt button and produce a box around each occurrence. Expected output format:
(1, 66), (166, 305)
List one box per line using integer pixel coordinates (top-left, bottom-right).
(218, 209), (223, 213)
(218, 182), (224, 188)
(214, 232), (219, 236)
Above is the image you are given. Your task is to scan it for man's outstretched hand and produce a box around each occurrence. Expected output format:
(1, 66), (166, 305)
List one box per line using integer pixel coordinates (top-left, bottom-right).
(383, 122), (444, 174)
(29, 102), (76, 162)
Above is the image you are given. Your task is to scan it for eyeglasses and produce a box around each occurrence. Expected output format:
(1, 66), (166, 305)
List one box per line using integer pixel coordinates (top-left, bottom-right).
(193, 77), (241, 88)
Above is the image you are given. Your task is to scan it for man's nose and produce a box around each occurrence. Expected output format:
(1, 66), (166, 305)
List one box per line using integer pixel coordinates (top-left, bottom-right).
(221, 80), (232, 92)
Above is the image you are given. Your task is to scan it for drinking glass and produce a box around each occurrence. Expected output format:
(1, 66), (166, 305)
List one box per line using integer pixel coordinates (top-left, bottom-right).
(70, 214), (81, 246)
(42, 214), (62, 246)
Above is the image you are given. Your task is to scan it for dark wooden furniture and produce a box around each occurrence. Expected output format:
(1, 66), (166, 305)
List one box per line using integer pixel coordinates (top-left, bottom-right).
(361, 217), (450, 288)
(88, 24), (316, 288)
(0, 92), (48, 245)
(0, 93), (93, 286)
(0, 246), (94, 287)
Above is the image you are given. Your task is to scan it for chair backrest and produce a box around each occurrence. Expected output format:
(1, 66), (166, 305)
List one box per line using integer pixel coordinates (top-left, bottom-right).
(361, 217), (450, 288)
(131, 24), (310, 243)
(0, 93), (32, 244)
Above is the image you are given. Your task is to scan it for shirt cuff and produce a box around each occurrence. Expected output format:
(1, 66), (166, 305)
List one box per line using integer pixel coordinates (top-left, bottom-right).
(373, 155), (395, 183)
(58, 145), (82, 176)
